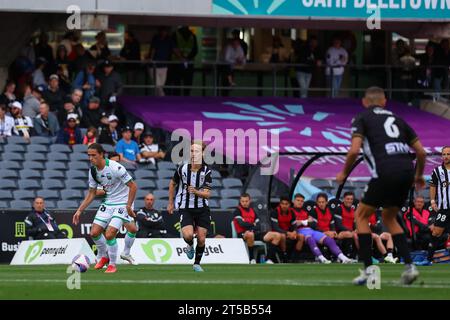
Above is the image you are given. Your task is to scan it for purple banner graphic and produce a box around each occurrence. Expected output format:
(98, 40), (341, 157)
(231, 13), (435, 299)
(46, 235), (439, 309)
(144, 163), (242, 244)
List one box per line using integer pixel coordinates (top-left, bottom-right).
(121, 96), (448, 182)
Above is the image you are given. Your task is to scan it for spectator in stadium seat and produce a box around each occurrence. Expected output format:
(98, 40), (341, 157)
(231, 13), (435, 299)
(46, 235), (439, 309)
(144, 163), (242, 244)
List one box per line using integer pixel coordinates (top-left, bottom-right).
(116, 126), (141, 164)
(136, 193), (173, 238)
(10, 101), (35, 140)
(81, 96), (105, 129)
(82, 126), (97, 146)
(33, 101), (60, 137)
(139, 131), (165, 165)
(58, 94), (83, 126)
(32, 57), (47, 88)
(0, 80), (17, 107)
(325, 37), (348, 98)
(24, 197), (66, 240)
(403, 196), (432, 251)
(56, 113), (82, 145)
(132, 122), (145, 145)
(0, 103), (14, 137)
(98, 114), (120, 146)
(97, 60), (123, 107)
(233, 193), (283, 264)
(271, 196), (305, 262)
(42, 74), (64, 113)
(72, 62), (96, 108)
(148, 26), (175, 97)
(293, 193), (353, 264)
(22, 85), (43, 119)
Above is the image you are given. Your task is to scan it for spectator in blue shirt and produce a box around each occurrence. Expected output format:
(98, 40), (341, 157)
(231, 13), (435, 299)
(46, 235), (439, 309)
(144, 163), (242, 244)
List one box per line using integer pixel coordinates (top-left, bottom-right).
(116, 126), (141, 164)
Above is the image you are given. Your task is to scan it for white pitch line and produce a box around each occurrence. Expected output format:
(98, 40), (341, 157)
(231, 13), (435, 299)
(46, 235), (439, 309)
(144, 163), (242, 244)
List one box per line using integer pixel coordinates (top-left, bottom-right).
(1, 278), (450, 289)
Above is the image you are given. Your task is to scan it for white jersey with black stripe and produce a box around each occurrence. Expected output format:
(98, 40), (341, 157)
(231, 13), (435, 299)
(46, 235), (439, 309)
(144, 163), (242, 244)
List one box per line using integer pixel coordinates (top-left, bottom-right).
(172, 163), (212, 210)
(430, 165), (450, 210)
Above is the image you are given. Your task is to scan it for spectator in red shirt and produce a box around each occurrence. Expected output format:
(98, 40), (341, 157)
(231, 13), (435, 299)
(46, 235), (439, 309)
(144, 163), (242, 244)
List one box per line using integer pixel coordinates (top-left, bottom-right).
(56, 113), (82, 145)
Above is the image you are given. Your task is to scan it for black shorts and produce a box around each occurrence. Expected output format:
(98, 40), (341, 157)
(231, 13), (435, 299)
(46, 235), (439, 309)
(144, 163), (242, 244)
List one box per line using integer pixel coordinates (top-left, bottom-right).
(435, 209), (450, 229)
(362, 170), (414, 208)
(179, 208), (211, 230)
(238, 230), (264, 241)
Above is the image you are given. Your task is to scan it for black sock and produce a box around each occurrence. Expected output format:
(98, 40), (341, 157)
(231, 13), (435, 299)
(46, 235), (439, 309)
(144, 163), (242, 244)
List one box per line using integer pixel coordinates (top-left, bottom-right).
(358, 233), (373, 268)
(248, 246), (254, 260)
(385, 248), (393, 257)
(428, 235), (441, 261)
(185, 238), (194, 247)
(194, 245), (205, 265)
(392, 233), (412, 265)
(266, 243), (277, 261)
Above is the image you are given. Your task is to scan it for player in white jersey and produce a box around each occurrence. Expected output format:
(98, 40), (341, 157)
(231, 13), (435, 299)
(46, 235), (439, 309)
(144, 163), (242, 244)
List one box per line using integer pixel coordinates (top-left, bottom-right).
(72, 144), (137, 273)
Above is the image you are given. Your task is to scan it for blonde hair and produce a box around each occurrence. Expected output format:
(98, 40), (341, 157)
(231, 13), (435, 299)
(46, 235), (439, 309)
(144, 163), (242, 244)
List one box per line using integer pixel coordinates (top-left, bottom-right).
(191, 140), (206, 151)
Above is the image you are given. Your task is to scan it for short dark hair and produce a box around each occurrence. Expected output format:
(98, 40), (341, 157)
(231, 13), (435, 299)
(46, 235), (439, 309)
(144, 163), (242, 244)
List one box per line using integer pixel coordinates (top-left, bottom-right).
(280, 196), (291, 203)
(442, 146), (450, 153)
(294, 193), (305, 200)
(316, 193), (328, 202)
(88, 143), (105, 155)
(108, 151), (119, 159)
(343, 192), (354, 198)
(240, 193), (251, 199)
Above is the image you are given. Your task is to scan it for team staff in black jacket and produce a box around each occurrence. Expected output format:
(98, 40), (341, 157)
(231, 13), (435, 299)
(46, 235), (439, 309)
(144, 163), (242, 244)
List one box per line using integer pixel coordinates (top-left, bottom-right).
(24, 197), (66, 239)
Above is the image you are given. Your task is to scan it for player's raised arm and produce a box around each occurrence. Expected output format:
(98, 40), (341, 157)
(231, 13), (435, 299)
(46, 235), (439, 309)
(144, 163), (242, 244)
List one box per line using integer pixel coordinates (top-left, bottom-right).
(73, 188), (97, 225)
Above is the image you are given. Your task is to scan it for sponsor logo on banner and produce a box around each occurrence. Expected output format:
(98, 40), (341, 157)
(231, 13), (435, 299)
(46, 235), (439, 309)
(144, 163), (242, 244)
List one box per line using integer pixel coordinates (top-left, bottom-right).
(24, 241), (44, 264)
(141, 239), (173, 263)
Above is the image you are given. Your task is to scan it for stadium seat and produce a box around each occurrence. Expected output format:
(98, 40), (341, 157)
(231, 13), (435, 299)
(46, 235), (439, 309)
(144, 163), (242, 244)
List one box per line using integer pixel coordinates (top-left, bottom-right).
(134, 170), (157, 180)
(102, 144), (115, 153)
(220, 189), (241, 199)
(4, 144), (26, 153)
(69, 180), (88, 190)
(72, 144), (88, 153)
(157, 170), (175, 179)
(211, 179), (223, 188)
(208, 199), (220, 208)
(41, 179), (65, 190)
(49, 144), (72, 153)
(0, 201), (9, 209)
(18, 180), (41, 190)
(19, 169), (41, 180)
(13, 190), (36, 201)
(158, 161), (177, 171)
(134, 200), (145, 209)
(154, 199), (168, 211)
(209, 190), (220, 199)
(121, 162), (137, 171)
(135, 179), (156, 190)
(0, 179), (17, 190)
(70, 153), (88, 162)
(10, 200), (32, 209)
(27, 144), (48, 153)
(2, 153), (24, 161)
(156, 179), (171, 190)
(45, 201), (57, 209)
(230, 220), (267, 256)
(36, 189), (60, 200)
(222, 178), (243, 189)
(246, 188), (264, 199)
(0, 161), (21, 170)
(70, 161), (89, 171)
(43, 170), (65, 180)
(45, 162), (67, 171)
(60, 190), (83, 200)
(211, 170), (222, 179)
(22, 161), (45, 170)
(220, 199), (239, 209)
(86, 200), (101, 209)
(47, 153), (69, 162)
(57, 200), (79, 209)
(30, 136), (52, 145)
(137, 189), (152, 199)
(0, 190), (14, 201)
(138, 163), (157, 171)
(7, 136), (29, 145)
(0, 169), (19, 179)
(66, 170), (87, 180)
(24, 152), (47, 162)
(153, 190), (169, 200)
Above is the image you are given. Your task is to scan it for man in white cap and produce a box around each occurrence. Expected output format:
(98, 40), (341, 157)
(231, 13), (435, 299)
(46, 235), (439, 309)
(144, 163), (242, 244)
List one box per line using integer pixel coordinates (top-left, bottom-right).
(10, 101), (34, 140)
(98, 114), (120, 146)
(132, 122), (145, 144)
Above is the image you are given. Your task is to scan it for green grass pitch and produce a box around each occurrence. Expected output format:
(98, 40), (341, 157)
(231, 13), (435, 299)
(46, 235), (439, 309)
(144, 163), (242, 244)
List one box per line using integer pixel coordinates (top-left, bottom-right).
(0, 264), (449, 299)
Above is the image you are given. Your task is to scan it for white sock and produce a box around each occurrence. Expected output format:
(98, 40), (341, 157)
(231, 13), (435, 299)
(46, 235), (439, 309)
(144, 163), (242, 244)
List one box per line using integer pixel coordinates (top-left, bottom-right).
(387, 252), (393, 258)
(318, 255), (328, 263)
(123, 232), (136, 256)
(107, 238), (118, 266)
(338, 253), (349, 262)
(93, 234), (107, 259)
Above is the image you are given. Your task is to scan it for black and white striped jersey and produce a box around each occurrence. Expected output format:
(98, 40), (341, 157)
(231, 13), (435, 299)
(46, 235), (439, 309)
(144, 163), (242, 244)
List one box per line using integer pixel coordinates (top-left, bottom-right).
(430, 165), (450, 210)
(351, 106), (418, 178)
(172, 163), (212, 210)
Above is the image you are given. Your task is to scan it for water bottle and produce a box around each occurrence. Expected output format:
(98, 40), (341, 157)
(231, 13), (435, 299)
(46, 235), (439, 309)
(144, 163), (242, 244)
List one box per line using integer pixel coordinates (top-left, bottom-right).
(259, 254), (266, 264)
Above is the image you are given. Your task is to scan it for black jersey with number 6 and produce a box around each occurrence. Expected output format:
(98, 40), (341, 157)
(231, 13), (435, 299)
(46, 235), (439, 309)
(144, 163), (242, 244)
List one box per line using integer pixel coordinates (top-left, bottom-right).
(351, 106), (418, 178)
